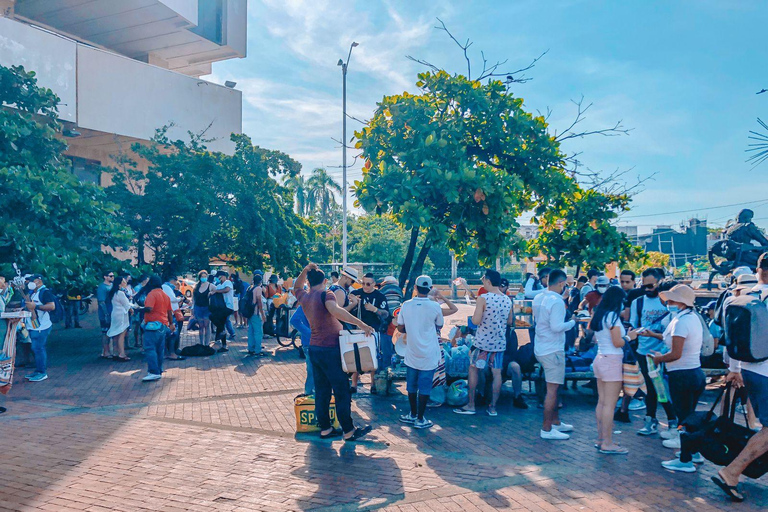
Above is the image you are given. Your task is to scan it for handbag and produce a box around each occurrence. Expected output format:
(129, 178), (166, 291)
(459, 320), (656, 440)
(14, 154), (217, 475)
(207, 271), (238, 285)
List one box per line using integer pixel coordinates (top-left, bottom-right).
(209, 292), (226, 312)
(622, 362), (646, 397)
(682, 383), (768, 479)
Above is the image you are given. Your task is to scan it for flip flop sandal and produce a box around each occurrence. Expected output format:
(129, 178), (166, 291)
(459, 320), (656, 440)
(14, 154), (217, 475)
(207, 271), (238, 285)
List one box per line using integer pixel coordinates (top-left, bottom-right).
(711, 475), (744, 502)
(344, 425), (372, 442)
(319, 428), (343, 439)
(114, 356), (130, 362)
(599, 447), (629, 455)
(453, 407), (476, 415)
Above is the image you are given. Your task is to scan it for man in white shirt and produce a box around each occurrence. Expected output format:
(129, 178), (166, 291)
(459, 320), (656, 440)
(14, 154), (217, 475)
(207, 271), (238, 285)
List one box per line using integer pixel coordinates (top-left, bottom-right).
(24, 274), (57, 382)
(533, 269), (576, 440)
(714, 254), (768, 502)
(397, 275), (444, 430)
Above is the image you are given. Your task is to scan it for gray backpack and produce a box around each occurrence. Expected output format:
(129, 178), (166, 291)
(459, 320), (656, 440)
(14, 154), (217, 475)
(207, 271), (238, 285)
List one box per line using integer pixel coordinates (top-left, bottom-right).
(723, 290), (768, 363)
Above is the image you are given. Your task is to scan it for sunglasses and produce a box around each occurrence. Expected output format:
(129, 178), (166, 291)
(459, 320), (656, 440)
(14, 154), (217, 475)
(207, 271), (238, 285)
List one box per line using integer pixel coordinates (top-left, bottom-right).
(362, 282), (375, 287)
(107, 274), (115, 278)
(643, 283), (656, 289)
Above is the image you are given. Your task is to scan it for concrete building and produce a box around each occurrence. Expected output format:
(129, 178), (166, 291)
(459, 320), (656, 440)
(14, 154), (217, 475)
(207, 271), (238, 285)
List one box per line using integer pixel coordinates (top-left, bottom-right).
(638, 218), (708, 267)
(0, 0), (246, 184)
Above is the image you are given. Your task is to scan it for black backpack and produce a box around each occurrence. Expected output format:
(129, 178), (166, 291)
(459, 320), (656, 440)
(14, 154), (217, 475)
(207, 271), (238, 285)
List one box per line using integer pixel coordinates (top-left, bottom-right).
(240, 286), (256, 319)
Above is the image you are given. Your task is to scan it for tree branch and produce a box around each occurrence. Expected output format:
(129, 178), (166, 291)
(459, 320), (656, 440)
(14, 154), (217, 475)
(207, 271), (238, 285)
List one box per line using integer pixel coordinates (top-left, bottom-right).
(553, 96), (632, 142)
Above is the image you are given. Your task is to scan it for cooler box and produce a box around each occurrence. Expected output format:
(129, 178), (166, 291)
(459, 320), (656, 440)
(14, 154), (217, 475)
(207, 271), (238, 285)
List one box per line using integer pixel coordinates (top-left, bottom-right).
(294, 394), (340, 433)
(339, 330), (378, 374)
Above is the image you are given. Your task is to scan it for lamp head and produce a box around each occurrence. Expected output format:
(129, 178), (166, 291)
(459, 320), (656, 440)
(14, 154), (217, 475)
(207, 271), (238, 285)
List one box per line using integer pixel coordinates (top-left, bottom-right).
(351, 42), (359, 47)
(337, 59), (344, 66)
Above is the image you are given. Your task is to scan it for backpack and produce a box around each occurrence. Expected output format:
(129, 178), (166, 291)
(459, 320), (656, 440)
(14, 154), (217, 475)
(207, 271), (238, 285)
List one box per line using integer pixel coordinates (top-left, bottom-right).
(240, 285), (256, 319)
(692, 309), (715, 357)
(723, 290), (768, 363)
(40, 288), (64, 324)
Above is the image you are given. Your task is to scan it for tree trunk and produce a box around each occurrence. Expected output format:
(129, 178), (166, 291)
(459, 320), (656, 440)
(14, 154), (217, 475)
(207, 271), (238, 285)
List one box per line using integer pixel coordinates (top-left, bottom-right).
(399, 228), (419, 289)
(404, 239), (432, 299)
(575, 264), (581, 278)
(136, 233), (146, 266)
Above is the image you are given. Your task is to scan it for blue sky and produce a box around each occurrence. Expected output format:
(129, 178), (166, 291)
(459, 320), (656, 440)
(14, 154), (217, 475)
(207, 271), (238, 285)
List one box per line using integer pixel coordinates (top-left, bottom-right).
(209, 0), (768, 234)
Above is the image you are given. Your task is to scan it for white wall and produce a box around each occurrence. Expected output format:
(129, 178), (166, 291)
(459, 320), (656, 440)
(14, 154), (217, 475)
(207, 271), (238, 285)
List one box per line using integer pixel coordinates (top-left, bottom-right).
(77, 45), (241, 153)
(226, 0), (247, 57)
(159, 0), (199, 26)
(0, 16), (76, 122)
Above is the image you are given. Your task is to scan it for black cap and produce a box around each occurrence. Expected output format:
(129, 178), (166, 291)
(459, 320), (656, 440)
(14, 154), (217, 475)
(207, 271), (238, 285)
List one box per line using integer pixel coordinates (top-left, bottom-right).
(29, 274), (43, 281)
(500, 278), (509, 287)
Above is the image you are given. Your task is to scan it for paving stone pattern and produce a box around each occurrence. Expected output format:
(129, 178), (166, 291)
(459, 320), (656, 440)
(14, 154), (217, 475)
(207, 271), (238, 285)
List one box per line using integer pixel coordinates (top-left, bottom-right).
(1, 315), (766, 511)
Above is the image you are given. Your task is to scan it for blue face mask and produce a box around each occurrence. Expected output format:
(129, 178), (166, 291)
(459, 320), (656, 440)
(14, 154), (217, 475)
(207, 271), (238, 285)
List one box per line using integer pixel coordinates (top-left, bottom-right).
(667, 305), (679, 314)
(214, 277), (220, 285)
(200, 277), (208, 283)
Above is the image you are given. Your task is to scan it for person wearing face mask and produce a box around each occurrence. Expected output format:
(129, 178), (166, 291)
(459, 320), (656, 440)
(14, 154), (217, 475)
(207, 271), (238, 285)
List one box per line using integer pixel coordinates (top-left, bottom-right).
(643, 284), (705, 472)
(23, 274), (56, 382)
(579, 275), (610, 313)
(629, 268), (679, 436)
(532, 269), (577, 439)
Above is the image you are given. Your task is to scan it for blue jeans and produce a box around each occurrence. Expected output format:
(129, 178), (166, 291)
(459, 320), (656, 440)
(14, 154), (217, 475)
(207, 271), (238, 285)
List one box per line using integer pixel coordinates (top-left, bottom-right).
(406, 366), (435, 395)
(144, 326), (167, 376)
(379, 333), (393, 369)
(304, 347), (314, 394)
(247, 316), (264, 352)
(29, 327), (52, 375)
(226, 317), (235, 336)
(309, 346), (353, 433)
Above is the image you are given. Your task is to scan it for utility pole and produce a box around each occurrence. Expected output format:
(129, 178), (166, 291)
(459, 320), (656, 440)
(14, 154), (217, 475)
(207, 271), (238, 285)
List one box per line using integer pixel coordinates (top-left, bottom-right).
(338, 42), (358, 268)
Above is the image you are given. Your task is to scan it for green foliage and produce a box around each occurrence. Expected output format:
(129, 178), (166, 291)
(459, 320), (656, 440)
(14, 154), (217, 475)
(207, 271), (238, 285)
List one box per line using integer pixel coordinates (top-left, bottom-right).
(626, 250), (670, 275)
(106, 131), (314, 277)
(354, 70), (570, 267)
(347, 214), (414, 267)
(0, 64), (128, 293)
(305, 168), (342, 225)
(530, 187), (639, 271)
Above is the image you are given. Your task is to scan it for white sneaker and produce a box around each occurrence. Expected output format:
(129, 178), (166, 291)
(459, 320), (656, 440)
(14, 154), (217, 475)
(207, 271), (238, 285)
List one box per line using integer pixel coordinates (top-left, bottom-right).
(662, 437), (681, 449)
(142, 373), (162, 382)
(662, 458), (696, 473)
(398, 413), (416, 424)
(675, 451), (704, 464)
(660, 428), (680, 440)
(541, 429), (570, 440)
(553, 422), (574, 433)
(414, 418), (433, 429)
(629, 398), (646, 411)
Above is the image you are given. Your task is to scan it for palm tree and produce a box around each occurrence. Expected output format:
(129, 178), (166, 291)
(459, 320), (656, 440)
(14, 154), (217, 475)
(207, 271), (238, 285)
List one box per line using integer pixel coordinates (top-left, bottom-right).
(283, 174), (309, 216)
(306, 168), (342, 224)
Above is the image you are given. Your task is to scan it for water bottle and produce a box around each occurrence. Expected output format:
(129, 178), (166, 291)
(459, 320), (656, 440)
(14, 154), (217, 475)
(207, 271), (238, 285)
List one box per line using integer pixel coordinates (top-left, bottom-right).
(646, 355), (669, 403)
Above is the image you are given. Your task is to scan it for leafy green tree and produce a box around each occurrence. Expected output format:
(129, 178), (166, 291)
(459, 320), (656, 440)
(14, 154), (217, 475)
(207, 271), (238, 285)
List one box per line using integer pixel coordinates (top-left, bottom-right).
(528, 187), (639, 274)
(0, 64), (127, 293)
(354, 70), (568, 293)
(107, 131), (314, 276)
(347, 214), (413, 267)
(283, 173), (309, 216)
(306, 168), (342, 225)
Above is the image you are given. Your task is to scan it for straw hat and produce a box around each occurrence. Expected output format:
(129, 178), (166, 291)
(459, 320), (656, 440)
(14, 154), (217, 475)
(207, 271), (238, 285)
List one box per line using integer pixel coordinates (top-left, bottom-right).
(659, 284), (695, 308)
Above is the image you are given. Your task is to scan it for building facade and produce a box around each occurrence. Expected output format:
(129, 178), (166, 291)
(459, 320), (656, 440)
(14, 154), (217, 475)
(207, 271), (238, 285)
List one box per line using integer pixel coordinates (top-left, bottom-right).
(638, 218), (708, 267)
(0, 0), (246, 185)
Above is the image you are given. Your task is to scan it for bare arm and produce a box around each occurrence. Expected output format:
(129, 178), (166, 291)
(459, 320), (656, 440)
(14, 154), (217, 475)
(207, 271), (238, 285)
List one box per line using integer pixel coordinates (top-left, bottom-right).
(294, 263), (315, 294)
(471, 295), (486, 326)
(609, 325), (626, 349)
(507, 303), (515, 326)
(654, 336), (684, 364)
(435, 290), (458, 317)
(325, 300), (373, 336)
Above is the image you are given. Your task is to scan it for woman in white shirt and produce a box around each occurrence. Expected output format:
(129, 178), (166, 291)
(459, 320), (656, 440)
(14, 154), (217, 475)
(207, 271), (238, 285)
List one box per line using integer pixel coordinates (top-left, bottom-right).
(106, 275), (133, 362)
(589, 286), (637, 455)
(652, 284), (705, 473)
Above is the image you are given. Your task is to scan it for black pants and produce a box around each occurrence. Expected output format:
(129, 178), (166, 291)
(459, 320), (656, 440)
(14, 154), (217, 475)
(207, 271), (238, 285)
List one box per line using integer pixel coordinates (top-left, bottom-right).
(668, 368), (706, 425)
(309, 346), (354, 433)
(210, 308), (232, 345)
(636, 351), (678, 422)
(165, 318), (181, 355)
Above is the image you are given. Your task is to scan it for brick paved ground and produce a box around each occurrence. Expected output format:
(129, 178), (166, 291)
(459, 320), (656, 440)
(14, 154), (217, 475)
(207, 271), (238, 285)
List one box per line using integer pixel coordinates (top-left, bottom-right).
(1, 313), (767, 511)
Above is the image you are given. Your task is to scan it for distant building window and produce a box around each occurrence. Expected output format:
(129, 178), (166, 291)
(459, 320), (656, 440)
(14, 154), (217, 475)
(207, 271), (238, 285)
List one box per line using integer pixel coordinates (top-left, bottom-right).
(67, 156), (101, 185)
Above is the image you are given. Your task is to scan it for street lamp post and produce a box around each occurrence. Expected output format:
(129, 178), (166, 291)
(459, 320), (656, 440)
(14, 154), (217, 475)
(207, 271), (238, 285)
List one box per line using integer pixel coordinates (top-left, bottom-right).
(338, 42), (358, 268)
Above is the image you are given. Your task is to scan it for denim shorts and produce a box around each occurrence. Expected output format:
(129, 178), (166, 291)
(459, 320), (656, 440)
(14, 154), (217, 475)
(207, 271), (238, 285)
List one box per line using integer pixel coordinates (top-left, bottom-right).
(406, 366), (436, 395)
(193, 306), (210, 320)
(743, 369), (768, 426)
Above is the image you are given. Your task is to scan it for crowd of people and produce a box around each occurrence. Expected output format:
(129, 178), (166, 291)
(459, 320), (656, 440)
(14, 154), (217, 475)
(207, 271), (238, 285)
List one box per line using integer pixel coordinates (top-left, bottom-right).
(2, 258), (766, 502)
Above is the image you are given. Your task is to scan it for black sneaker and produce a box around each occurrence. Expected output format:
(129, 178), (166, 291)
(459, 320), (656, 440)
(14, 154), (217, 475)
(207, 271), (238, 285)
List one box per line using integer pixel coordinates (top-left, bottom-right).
(217, 346), (229, 353)
(614, 410), (631, 423)
(513, 395), (529, 409)
(349, 386), (357, 395)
